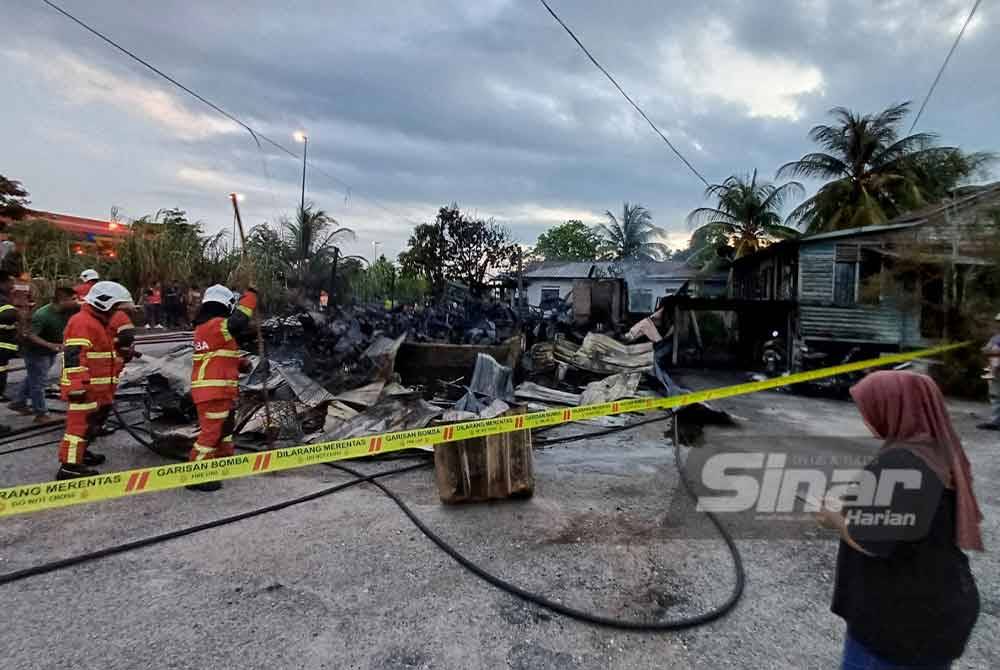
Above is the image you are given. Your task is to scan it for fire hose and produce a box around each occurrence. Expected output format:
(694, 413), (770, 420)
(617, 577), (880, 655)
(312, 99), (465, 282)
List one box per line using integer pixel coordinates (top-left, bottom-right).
(0, 406), (745, 631)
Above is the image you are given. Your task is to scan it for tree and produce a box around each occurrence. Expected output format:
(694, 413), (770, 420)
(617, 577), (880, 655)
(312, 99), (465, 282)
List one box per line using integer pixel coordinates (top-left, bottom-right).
(281, 203), (354, 291)
(6, 218), (77, 278)
(687, 170), (803, 259)
(399, 220), (448, 295)
(778, 102), (994, 233)
(596, 202), (669, 261)
(533, 220), (606, 261)
(0, 175), (30, 222)
(399, 204), (519, 297)
(443, 209), (519, 295)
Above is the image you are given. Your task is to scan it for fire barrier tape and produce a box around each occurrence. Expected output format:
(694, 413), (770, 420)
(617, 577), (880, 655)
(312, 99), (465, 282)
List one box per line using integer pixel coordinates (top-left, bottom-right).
(0, 342), (968, 518)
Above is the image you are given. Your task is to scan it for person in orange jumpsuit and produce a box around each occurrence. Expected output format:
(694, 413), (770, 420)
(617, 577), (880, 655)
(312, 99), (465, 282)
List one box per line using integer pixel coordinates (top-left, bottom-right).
(58, 281), (133, 480)
(187, 283), (256, 492)
(74, 269), (99, 303)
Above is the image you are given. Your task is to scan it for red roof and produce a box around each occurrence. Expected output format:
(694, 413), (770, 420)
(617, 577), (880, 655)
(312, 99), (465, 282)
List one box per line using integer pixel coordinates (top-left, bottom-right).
(20, 210), (129, 237)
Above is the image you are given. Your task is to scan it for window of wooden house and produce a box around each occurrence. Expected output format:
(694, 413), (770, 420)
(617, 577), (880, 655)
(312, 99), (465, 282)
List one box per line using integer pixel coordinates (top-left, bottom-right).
(834, 244), (882, 305)
(540, 286), (561, 306)
(629, 288), (653, 313)
(857, 248), (883, 304)
(834, 244), (858, 305)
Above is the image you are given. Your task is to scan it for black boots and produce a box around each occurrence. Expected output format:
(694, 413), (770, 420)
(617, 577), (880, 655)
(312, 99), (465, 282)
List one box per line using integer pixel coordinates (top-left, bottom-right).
(186, 480), (223, 492)
(83, 451), (106, 466)
(57, 463), (99, 480)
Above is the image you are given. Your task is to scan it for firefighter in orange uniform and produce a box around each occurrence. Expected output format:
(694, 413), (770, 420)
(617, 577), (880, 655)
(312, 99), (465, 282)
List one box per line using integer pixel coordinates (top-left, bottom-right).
(74, 269), (100, 303)
(186, 284), (256, 492)
(58, 281), (133, 479)
(109, 308), (137, 383)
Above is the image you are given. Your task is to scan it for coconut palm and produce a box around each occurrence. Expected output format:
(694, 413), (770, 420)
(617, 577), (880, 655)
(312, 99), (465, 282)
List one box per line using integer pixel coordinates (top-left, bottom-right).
(778, 102), (993, 233)
(281, 204), (355, 288)
(597, 202), (669, 261)
(687, 170), (804, 260)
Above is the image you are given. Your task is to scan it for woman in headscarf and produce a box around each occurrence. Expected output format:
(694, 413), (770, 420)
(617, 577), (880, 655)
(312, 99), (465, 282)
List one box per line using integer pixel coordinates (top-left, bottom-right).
(816, 371), (983, 669)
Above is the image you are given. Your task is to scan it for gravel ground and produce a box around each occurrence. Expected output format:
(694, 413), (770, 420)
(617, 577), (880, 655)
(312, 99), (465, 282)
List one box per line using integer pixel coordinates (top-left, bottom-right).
(0, 363), (996, 669)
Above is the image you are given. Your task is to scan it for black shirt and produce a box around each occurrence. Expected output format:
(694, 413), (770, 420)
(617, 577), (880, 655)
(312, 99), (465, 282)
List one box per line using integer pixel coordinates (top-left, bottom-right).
(831, 449), (979, 663)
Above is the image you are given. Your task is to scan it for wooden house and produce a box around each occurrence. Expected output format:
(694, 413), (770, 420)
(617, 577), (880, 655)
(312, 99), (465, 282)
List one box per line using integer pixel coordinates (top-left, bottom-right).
(732, 183), (1000, 351)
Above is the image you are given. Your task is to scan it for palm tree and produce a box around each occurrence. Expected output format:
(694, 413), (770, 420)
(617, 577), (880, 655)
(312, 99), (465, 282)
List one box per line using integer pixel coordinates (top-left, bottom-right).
(778, 102), (993, 233)
(597, 202), (669, 262)
(281, 203), (354, 287)
(686, 170), (804, 260)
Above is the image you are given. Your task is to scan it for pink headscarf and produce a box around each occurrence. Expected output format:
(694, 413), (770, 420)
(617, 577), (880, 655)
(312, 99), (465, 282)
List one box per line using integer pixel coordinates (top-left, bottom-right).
(850, 371), (983, 551)
(851, 370), (983, 551)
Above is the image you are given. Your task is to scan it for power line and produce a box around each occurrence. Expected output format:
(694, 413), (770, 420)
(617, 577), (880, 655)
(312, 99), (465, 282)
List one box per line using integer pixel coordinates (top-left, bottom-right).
(39, 0), (417, 226)
(536, 0), (710, 187)
(910, 0), (983, 132)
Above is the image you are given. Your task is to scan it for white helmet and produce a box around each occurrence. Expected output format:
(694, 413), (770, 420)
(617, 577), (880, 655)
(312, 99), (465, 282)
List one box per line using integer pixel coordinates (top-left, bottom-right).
(80, 269), (99, 282)
(202, 284), (237, 311)
(85, 281), (133, 312)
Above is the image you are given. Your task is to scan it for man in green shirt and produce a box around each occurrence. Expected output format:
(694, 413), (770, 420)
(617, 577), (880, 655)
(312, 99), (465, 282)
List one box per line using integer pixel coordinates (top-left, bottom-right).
(10, 287), (77, 421)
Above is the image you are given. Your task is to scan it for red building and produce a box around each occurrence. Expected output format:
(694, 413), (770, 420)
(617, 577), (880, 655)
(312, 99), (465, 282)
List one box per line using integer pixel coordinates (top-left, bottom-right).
(0, 209), (130, 258)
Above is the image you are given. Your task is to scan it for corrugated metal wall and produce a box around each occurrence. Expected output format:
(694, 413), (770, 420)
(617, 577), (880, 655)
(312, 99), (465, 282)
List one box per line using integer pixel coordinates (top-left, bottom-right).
(798, 240), (922, 345)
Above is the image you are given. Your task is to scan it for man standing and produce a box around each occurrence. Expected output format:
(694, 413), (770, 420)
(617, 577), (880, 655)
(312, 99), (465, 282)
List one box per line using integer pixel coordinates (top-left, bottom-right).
(143, 282), (163, 329)
(57, 281), (133, 479)
(74, 269), (99, 303)
(0, 271), (19, 406)
(186, 283), (256, 492)
(10, 287), (77, 422)
(979, 313), (1000, 430)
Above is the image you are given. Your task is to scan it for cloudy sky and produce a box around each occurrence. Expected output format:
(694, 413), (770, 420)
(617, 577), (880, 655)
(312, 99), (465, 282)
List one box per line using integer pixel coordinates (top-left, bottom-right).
(3, 0), (995, 259)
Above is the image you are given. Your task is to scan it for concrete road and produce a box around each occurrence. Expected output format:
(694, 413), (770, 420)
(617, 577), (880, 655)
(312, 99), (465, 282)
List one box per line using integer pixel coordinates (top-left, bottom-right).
(0, 366), (996, 669)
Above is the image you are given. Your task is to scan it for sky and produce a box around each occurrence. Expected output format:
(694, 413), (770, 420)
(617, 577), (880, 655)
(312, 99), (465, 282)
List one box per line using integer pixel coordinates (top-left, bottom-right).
(2, 0), (996, 260)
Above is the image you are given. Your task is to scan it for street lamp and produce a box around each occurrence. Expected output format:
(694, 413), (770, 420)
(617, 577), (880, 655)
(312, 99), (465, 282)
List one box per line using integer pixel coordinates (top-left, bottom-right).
(294, 131), (308, 214)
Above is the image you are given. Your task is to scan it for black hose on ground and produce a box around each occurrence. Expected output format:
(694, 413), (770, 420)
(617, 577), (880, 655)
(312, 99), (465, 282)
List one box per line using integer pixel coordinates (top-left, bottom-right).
(317, 413), (745, 631)
(532, 413), (673, 447)
(0, 461), (431, 586)
(0, 406), (147, 456)
(4, 407), (746, 631)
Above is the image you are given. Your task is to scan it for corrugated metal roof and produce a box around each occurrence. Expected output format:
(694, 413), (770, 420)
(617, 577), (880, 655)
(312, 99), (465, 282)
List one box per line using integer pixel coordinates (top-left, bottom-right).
(800, 221), (923, 243)
(524, 260), (693, 279)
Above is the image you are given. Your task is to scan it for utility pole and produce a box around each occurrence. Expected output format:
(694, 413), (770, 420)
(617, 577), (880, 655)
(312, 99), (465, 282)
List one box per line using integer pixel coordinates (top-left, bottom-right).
(229, 192), (246, 250)
(330, 246), (339, 306)
(228, 191), (270, 443)
(294, 131), (308, 214)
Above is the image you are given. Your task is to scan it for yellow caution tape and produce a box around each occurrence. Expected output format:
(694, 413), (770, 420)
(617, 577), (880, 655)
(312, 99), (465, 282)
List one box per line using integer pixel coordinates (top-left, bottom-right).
(0, 342), (968, 518)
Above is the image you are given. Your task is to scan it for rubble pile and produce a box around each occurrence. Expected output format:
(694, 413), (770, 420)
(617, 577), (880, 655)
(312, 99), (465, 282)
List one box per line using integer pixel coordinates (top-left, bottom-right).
(121, 292), (733, 458)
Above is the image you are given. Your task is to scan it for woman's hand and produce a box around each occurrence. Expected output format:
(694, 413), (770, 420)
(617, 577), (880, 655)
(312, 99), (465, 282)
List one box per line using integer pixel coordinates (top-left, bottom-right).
(816, 504), (844, 531)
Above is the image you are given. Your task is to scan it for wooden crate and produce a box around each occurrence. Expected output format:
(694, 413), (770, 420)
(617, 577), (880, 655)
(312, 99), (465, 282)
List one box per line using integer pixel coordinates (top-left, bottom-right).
(433, 407), (534, 504)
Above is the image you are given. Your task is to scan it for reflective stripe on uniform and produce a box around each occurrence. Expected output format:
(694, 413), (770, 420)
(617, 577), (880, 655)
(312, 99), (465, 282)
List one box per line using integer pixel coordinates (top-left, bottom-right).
(0, 342), (17, 351)
(192, 443), (216, 461)
(191, 379), (239, 389)
(220, 319), (232, 342)
(86, 351), (115, 359)
(65, 338), (92, 347)
(117, 324), (135, 333)
(63, 434), (86, 464)
(0, 366), (7, 373)
(192, 350), (242, 361)
(0, 324), (17, 330)
(0, 305), (15, 312)
(89, 377), (114, 385)
(236, 305), (253, 317)
(222, 435), (233, 443)
(204, 410), (230, 420)
(68, 402), (99, 411)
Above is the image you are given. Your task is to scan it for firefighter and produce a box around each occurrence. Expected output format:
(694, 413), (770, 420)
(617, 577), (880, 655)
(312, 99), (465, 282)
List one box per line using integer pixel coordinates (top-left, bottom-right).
(58, 281), (133, 479)
(187, 283), (256, 492)
(0, 270), (17, 433)
(74, 269), (100, 303)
